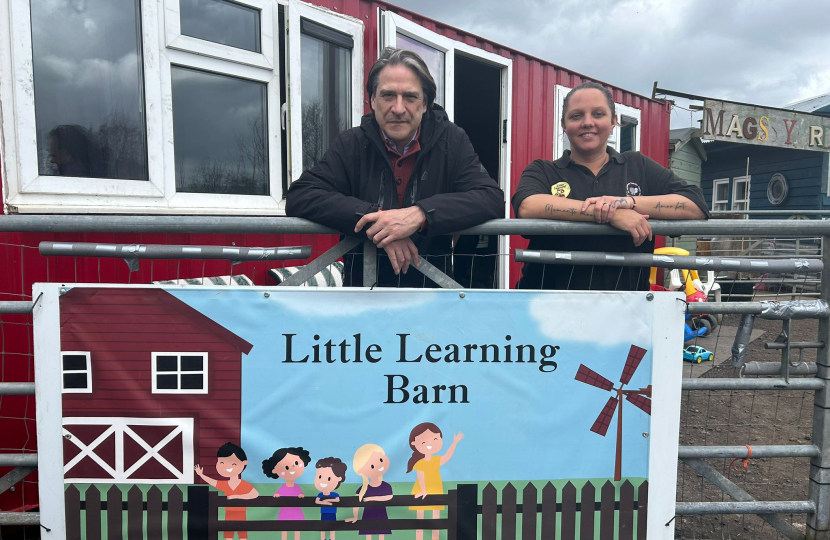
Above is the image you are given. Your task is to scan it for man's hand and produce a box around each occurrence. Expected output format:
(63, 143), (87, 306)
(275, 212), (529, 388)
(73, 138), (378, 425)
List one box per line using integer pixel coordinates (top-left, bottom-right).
(383, 238), (420, 275)
(355, 207), (426, 248)
(582, 195), (632, 224)
(609, 209), (652, 246)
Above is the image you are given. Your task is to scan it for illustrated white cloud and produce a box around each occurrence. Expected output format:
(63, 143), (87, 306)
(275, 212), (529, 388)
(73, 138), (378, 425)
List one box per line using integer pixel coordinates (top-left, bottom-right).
(268, 290), (439, 317)
(529, 293), (651, 345)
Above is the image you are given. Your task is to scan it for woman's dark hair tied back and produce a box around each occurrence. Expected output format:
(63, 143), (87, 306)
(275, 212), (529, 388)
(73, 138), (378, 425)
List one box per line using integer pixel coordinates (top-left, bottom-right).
(561, 82), (615, 126)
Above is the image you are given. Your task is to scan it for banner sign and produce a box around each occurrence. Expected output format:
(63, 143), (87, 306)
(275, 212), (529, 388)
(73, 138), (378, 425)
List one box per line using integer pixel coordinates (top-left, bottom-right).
(702, 99), (830, 152)
(33, 284), (683, 539)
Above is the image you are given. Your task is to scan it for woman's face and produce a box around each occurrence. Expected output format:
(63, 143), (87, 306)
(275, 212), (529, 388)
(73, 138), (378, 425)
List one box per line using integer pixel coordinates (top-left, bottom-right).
(357, 451), (390, 478)
(412, 429), (443, 457)
(562, 88), (616, 157)
(273, 453), (305, 480)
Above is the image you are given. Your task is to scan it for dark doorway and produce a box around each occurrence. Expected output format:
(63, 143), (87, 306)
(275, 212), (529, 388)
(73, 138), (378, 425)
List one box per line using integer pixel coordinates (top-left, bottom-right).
(452, 54), (503, 288)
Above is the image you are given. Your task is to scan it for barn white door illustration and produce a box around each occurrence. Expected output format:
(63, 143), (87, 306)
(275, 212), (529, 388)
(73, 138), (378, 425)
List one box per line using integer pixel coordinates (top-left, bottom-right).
(62, 417), (194, 484)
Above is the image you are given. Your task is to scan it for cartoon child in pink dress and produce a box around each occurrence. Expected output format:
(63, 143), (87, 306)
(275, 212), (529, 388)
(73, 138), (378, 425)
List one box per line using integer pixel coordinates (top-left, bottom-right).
(263, 446), (311, 540)
(407, 423), (464, 540)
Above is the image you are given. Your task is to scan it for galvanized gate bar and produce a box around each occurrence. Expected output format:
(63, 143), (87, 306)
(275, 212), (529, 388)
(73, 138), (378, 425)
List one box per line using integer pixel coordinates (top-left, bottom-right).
(680, 458), (809, 540)
(687, 301), (830, 318)
(513, 249), (822, 274)
(414, 258), (462, 289)
(682, 378), (825, 391)
(363, 240), (377, 286)
(742, 362), (818, 377)
(39, 241), (312, 262)
(0, 382), (35, 395)
(0, 454), (37, 467)
(808, 235), (830, 539)
(0, 301), (34, 314)
(0, 512), (40, 526)
(679, 445), (821, 459)
(279, 237), (362, 287)
(0, 467), (36, 496)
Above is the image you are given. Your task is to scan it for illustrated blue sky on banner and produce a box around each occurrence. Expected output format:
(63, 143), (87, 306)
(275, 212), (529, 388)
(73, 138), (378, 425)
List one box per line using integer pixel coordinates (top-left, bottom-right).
(168, 289), (656, 485)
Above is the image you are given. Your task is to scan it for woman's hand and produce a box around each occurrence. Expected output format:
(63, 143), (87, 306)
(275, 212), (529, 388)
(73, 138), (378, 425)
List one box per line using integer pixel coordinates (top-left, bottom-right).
(582, 196), (632, 223)
(415, 490), (428, 499)
(297, 493), (304, 498)
(609, 209), (652, 246)
(273, 493), (281, 498)
(345, 517), (358, 523)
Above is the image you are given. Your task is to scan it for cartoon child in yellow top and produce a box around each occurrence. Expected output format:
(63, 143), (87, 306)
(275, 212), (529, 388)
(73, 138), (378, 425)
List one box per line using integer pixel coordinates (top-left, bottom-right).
(406, 423), (463, 540)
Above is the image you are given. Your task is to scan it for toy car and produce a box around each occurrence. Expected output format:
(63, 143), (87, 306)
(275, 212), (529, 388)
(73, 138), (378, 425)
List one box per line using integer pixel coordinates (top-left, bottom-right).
(683, 345), (714, 363)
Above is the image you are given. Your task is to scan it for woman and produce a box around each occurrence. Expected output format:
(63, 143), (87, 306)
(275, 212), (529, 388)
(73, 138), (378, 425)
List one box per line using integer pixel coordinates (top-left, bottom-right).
(345, 444), (393, 540)
(262, 447), (311, 540)
(406, 423), (463, 540)
(512, 82), (709, 291)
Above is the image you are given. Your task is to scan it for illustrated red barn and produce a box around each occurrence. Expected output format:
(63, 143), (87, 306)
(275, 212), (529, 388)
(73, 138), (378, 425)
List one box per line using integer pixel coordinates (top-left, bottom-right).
(59, 288), (253, 484)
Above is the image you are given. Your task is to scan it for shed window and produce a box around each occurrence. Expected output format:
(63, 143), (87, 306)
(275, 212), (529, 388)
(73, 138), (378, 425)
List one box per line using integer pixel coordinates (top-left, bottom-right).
(732, 176), (750, 213)
(712, 179), (729, 211)
(1, 0), (363, 214)
(152, 352), (208, 394)
(62, 352), (92, 393)
(30, 0), (148, 181)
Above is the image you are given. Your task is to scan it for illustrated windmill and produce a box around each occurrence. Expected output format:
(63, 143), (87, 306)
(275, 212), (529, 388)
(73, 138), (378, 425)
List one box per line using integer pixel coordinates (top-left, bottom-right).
(575, 344), (651, 481)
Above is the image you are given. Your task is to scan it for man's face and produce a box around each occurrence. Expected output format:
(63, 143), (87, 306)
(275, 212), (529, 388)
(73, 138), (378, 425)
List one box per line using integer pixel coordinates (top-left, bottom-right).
(216, 453), (247, 479)
(371, 64), (428, 148)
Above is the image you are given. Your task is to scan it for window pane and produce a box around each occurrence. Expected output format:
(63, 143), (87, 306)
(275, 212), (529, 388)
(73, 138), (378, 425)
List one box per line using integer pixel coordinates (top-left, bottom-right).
(301, 33), (350, 171)
(715, 183), (728, 200)
(396, 33), (444, 107)
(64, 373), (88, 389)
(156, 355), (178, 372)
(63, 354), (88, 371)
(30, 0), (149, 180)
(181, 355), (204, 371)
(181, 374), (204, 390)
(172, 66), (269, 195)
(157, 374), (178, 390)
(734, 182), (747, 200)
(180, 0), (261, 53)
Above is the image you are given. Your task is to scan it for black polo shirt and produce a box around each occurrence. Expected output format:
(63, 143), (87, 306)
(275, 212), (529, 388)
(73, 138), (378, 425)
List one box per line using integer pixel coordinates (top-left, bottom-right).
(511, 148), (709, 291)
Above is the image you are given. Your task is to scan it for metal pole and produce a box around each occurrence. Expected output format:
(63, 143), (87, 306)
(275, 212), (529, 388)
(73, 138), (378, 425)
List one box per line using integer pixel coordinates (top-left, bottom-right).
(742, 362), (817, 377)
(682, 378), (825, 391)
(678, 445), (821, 459)
(675, 501), (815, 515)
(0, 512), (40, 526)
(0, 383), (35, 395)
(0, 301), (34, 314)
(39, 242), (312, 262)
(0, 454), (37, 467)
(808, 235), (830, 539)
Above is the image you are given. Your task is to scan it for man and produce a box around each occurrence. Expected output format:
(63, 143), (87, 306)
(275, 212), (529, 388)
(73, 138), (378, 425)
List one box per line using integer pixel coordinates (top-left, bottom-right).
(286, 48), (504, 287)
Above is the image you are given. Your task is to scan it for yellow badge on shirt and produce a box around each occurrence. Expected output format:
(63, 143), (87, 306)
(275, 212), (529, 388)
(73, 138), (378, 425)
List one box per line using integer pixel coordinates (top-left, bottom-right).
(551, 182), (570, 198)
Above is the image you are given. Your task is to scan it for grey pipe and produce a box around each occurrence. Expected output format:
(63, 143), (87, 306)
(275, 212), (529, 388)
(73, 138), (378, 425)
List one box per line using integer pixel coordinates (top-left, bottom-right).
(0, 512), (40, 526)
(674, 501), (815, 515)
(742, 362), (818, 377)
(40, 242), (311, 262)
(0, 454), (37, 467)
(0, 383), (35, 395)
(0, 302), (33, 314)
(687, 301), (830, 319)
(765, 342), (824, 350)
(678, 445), (820, 459)
(731, 313), (756, 368)
(682, 378), (825, 391)
(513, 249), (821, 273)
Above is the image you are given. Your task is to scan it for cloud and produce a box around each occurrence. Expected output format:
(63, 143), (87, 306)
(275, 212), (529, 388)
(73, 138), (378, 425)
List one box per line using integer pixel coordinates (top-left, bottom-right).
(529, 293), (651, 345)
(386, 0), (830, 128)
(267, 290), (439, 317)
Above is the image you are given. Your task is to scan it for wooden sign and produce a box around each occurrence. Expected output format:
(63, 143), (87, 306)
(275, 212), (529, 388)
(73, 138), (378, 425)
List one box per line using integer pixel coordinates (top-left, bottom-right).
(702, 99), (830, 152)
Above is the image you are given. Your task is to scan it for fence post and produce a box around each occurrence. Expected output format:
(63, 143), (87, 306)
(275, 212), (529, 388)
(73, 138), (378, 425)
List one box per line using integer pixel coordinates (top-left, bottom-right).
(187, 485), (210, 540)
(456, 483), (478, 540)
(808, 235), (830, 540)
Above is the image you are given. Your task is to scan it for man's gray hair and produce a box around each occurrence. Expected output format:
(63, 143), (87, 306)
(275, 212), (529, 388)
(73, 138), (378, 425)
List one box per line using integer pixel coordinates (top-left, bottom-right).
(366, 47), (437, 108)
(561, 82), (616, 126)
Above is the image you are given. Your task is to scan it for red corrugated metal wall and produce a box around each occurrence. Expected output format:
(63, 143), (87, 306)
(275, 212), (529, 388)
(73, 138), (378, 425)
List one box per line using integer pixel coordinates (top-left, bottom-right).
(0, 0), (670, 513)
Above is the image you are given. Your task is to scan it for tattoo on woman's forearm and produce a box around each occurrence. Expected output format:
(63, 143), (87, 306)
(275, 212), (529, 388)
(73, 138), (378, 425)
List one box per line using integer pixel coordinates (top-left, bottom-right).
(544, 204), (592, 217)
(653, 201), (687, 211)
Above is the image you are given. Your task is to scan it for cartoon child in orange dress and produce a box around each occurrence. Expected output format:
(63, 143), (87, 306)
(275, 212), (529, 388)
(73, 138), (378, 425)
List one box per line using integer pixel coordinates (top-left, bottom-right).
(194, 442), (259, 540)
(407, 423), (464, 540)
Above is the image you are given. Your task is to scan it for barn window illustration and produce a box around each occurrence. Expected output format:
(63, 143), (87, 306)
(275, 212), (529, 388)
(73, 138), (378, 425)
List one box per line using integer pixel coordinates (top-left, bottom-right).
(152, 352), (208, 394)
(61, 352), (91, 393)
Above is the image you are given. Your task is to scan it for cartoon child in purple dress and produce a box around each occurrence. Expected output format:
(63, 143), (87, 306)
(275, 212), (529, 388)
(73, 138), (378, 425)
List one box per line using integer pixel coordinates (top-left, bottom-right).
(263, 447), (311, 540)
(345, 444), (393, 540)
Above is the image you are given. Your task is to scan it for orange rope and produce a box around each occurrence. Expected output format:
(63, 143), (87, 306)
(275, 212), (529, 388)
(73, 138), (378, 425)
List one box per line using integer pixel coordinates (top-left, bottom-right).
(727, 445), (752, 479)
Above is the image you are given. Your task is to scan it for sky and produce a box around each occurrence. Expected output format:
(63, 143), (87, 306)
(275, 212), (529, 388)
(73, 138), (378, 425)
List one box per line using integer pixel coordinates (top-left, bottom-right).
(167, 288), (666, 485)
(385, 0), (830, 129)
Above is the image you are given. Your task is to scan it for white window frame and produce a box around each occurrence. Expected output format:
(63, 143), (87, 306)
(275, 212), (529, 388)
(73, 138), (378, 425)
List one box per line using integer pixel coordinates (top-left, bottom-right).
(151, 352), (209, 394)
(0, 0), (363, 214)
(553, 85), (641, 156)
(380, 12), (514, 288)
(287, 1), (364, 183)
(380, 11), (455, 120)
(712, 178), (729, 211)
(61, 351), (92, 394)
(731, 175), (751, 213)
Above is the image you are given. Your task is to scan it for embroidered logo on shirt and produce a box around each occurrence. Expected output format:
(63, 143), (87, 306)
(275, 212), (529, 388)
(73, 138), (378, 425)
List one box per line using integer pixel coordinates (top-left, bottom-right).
(626, 182), (642, 196)
(551, 182), (570, 198)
